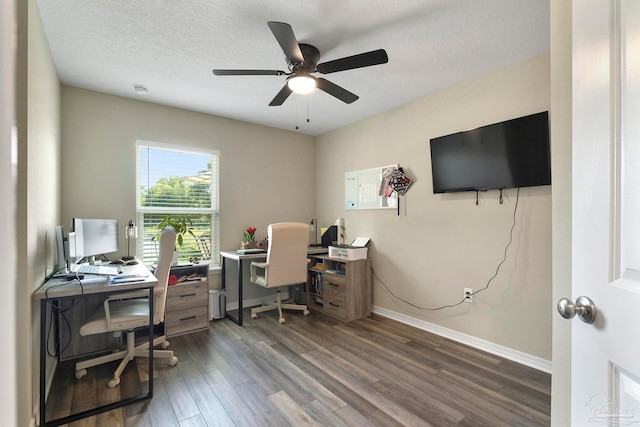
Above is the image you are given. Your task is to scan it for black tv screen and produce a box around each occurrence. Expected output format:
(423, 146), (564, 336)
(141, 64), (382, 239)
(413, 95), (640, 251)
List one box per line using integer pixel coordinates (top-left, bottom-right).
(429, 111), (551, 194)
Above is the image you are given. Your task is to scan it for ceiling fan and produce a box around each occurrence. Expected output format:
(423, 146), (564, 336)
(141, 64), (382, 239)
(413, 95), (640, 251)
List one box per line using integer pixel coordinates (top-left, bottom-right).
(212, 21), (388, 106)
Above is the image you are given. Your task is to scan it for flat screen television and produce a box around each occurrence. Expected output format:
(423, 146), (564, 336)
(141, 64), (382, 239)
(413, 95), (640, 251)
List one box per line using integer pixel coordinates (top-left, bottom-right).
(429, 111), (551, 194)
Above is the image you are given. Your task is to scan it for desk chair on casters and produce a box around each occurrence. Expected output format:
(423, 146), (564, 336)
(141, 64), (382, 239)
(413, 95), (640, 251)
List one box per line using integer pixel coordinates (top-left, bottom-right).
(74, 226), (179, 388)
(250, 222), (310, 324)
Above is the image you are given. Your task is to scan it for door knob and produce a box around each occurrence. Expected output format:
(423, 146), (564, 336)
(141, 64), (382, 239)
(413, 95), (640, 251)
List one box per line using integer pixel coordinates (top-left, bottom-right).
(557, 296), (597, 324)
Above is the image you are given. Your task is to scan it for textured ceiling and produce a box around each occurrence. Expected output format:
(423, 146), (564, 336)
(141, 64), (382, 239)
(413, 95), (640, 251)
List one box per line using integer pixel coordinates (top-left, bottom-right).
(36, 0), (549, 136)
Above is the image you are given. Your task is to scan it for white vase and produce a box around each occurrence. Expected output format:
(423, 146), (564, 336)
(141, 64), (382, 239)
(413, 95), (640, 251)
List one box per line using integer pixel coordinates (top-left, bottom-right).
(171, 250), (179, 266)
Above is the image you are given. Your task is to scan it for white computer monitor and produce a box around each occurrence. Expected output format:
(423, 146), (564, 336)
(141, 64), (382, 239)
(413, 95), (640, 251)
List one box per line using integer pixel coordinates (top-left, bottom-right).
(72, 218), (119, 263)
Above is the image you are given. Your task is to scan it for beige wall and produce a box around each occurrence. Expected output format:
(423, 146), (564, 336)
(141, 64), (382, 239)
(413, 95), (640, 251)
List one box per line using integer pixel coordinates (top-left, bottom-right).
(316, 53), (552, 361)
(60, 86), (316, 303)
(20, 0), (61, 424)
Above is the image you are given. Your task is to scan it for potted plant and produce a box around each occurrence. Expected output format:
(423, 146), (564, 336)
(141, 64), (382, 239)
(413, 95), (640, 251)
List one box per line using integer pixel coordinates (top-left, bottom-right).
(155, 215), (196, 264)
(241, 226), (262, 249)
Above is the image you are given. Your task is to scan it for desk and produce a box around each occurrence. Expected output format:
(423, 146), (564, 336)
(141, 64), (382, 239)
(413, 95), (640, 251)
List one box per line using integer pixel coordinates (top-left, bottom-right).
(220, 246), (327, 325)
(33, 263), (158, 427)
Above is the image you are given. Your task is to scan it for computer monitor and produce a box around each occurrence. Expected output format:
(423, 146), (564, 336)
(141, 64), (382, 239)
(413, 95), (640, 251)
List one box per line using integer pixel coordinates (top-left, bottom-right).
(54, 225), (68, 275)
(71, 218), (119, 263)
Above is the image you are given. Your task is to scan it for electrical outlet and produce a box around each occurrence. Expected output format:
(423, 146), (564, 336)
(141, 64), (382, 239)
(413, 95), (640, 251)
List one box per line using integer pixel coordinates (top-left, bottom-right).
(464, 288), (474, 303)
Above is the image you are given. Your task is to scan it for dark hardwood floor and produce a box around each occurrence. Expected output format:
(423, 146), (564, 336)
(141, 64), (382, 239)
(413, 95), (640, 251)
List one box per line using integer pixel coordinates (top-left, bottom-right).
(47, 310), (551, 426)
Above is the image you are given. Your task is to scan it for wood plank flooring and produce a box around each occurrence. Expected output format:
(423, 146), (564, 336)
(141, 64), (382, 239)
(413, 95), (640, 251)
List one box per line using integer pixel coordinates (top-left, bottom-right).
(47, 310), (551, 426)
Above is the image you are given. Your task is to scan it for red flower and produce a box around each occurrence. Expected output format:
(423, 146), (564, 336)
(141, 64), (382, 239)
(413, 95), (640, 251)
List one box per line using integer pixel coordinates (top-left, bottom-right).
(243, 226), (257, 242)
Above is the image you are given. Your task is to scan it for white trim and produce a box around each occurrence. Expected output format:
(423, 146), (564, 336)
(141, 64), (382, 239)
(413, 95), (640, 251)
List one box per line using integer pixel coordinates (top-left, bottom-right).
(136, 139), (220, 156)
(372, 305), (552, 374)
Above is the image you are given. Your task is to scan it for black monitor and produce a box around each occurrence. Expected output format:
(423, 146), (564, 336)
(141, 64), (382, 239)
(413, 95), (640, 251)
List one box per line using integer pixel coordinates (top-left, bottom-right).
(71, 218), (119, 263)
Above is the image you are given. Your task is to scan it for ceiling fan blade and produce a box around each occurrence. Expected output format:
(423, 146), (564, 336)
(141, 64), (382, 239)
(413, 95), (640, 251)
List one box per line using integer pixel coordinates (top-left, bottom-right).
(316, 49), (388, 74)
(269, 85), (293, 106)
(267, 21), (305, 64)
(316, 78), (359, 104)
(212, 69), (285, 76)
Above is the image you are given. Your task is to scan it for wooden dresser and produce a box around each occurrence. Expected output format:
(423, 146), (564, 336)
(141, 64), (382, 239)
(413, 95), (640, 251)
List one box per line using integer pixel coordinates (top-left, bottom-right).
(165, 263), (209, 337)
(307, 255), (371, 321)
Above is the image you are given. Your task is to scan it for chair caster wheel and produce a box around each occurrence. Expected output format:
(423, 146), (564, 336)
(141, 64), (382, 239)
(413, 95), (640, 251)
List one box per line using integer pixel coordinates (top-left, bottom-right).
(251, 313), (257, 319)
(303, 310), (309, 316)
(75, 369), (87, 379)
(161, 341), (170, 349)
(108, 378), (120, 388)
(168, 356), (178, 366)
(278, 317), (285, 324)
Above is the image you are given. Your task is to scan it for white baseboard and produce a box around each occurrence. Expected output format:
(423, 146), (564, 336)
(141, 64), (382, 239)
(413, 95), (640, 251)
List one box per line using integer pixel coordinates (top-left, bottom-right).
(372, 305), (552, 374)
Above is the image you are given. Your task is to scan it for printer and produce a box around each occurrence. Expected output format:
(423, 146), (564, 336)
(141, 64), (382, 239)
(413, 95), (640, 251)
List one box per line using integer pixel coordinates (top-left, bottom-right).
(328, 237), (370, 260)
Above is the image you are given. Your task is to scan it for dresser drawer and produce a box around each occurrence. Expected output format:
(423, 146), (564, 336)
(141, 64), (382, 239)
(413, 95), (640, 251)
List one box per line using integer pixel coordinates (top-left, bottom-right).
(166, 280), (208, 311)
(323, 273), (346, 319)
(324, 273), (346, 296)
(165, 305), (209, 337)
(323, 294), (346, 319)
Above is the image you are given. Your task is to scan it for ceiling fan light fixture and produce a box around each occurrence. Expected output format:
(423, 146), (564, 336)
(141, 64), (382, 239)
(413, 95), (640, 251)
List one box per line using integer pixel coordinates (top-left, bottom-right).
(287, 74), (317, 94)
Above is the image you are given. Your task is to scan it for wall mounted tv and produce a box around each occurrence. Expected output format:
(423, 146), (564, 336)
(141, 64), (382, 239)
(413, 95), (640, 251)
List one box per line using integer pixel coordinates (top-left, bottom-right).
(429, 111), (551, 194)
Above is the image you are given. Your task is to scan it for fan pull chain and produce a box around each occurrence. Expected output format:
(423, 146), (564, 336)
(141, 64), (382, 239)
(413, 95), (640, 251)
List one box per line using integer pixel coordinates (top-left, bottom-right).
(295, 96), (310, 130)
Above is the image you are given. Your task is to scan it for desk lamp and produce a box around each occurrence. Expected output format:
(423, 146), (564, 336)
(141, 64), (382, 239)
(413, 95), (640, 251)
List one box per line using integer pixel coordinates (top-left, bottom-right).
(310, 218), (320, 247)
(123, 220), (137, 261)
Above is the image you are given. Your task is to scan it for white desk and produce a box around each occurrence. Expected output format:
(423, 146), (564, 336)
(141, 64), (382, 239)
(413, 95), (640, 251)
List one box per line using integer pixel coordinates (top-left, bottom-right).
(220, 246), (327, 325)
(33, 263), (158, 427)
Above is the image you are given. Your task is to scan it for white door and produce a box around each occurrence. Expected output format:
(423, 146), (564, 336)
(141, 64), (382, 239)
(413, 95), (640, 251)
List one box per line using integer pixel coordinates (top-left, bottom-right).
(564, 0), (640, 424)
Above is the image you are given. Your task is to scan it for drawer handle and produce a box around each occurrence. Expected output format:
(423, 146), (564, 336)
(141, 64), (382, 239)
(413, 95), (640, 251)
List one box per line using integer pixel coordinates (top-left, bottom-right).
(180, 293), (197, 297)
(180, 315), (197, 321)
(328, 283), (339, 287)
(329, 302), (340, 308)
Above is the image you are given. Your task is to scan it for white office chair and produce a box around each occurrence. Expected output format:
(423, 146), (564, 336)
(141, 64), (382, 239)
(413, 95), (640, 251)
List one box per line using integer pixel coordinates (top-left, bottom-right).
(250, 222), (310, 324)
(74, 226), (178, 388)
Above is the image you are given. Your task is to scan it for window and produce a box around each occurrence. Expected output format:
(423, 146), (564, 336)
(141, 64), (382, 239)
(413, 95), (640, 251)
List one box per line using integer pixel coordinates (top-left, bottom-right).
(136, 141), (219, 266)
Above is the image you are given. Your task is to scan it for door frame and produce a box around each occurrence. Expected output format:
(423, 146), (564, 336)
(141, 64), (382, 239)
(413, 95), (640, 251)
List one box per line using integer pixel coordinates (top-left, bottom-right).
(550, 0), (575, 425)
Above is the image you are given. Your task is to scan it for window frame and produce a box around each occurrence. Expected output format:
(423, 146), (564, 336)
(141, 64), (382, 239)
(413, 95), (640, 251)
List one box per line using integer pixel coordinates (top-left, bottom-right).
(135, 140), (220, 267)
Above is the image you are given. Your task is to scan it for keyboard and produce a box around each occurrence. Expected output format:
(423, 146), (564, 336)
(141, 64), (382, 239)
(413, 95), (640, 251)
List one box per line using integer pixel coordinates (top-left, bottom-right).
(72, 263), (120, 276)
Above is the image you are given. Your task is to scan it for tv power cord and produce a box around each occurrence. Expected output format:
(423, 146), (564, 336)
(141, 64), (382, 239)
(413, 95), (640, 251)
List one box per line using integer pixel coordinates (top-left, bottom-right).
(374, 187), (520, 311)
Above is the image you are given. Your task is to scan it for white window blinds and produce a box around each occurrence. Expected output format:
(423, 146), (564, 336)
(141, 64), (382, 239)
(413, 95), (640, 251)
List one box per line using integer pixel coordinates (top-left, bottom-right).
(136, 142), (219, 266)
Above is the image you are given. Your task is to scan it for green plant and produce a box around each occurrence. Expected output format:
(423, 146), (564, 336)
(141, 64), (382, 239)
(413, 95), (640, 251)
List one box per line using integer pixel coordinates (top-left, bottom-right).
(155, 215), (196, 248)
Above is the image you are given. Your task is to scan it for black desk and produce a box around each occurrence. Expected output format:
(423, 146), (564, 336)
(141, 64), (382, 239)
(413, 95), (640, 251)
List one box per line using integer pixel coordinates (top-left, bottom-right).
(220, 247), (327, 325)
(33, 263), (157, 427)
